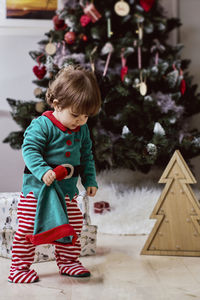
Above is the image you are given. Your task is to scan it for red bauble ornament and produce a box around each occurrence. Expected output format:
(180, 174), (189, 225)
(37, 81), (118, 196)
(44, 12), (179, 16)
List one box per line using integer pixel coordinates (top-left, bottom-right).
(121, 66), (128, 81)
(82, 35), (88, 42)
(33, 65), (46, 80)
(80, 14), (91, 27)
(53, 15), (67, 31)
(140, 0), (155, 12)
(181, 79), (186, 95)
(64, 31), (76, 44)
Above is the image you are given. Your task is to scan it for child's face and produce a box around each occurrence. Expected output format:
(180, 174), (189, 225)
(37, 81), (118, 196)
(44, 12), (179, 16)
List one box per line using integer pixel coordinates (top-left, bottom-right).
(54, 106), (88, 130)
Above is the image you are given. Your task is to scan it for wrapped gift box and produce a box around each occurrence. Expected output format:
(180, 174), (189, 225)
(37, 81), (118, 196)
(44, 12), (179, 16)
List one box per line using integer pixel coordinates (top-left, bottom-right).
(77, 191), (97, 256)
(94, 201), (111, 214)
(0, 192), (97, 262)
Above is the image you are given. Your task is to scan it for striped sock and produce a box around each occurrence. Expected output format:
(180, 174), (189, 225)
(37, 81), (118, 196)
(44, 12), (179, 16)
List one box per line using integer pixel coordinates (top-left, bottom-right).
(8, 268), (39, 283)
(55, 196), (89, 278)
(60, 260), (91, 277)
(8, 192), (38, 284)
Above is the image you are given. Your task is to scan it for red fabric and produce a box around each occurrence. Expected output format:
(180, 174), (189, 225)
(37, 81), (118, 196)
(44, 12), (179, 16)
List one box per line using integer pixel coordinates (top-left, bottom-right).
(42, 111), (80, 133)
(53, 15), (67, 31)
(140, 0), (155, 12)
(53, 165), (68, 181)
(33, 65), (46, 80)
(25, 223), (78, 246)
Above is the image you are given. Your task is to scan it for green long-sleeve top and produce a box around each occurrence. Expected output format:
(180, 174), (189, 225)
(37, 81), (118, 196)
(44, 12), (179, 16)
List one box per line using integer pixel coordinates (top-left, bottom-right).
(22, 111), (98, 200)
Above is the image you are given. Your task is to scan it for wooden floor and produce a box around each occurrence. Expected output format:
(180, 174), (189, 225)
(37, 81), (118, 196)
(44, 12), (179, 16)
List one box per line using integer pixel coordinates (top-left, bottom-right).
(1, 233), (200, 300)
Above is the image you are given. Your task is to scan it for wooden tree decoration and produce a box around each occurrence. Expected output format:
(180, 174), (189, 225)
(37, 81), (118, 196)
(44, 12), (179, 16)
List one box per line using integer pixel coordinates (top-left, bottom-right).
(141, 150), (200, 256)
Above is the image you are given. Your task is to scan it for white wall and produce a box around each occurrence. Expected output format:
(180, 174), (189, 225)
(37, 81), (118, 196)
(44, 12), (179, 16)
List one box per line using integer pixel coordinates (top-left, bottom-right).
(180, 0), (200, 94)
(0, 27), (48, 110)
(0, 27), (49, 192)
(0, 111), (24, 191)
(179, 0), (200, 185)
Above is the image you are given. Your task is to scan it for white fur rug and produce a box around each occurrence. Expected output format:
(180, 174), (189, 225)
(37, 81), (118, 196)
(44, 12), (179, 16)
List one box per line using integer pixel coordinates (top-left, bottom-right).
(78, 168), (200, 235)
(78, 168), (162, 235)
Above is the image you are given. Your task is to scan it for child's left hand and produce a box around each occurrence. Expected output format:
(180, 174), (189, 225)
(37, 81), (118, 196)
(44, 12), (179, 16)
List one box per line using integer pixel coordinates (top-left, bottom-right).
(87, 186), (97, 197)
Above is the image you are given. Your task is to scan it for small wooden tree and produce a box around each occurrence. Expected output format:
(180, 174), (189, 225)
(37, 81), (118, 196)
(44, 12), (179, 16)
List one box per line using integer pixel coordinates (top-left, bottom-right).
(141, 150), (200, 256)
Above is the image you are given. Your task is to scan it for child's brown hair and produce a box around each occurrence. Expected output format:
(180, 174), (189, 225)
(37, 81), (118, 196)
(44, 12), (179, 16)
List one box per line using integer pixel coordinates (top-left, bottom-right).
(46, 65), (101, 116)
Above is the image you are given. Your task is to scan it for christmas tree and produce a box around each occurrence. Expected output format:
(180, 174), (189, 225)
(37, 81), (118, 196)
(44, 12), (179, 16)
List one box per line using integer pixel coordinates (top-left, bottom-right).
(4, 0), (200, 173)
(141, 150), (200, 256)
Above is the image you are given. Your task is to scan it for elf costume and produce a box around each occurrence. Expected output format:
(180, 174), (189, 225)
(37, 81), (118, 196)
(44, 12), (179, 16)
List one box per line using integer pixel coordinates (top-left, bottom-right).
(8, 111), (98, 283)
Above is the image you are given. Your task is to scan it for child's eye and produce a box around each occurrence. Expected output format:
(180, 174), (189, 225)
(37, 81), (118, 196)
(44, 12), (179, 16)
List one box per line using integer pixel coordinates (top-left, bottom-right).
(72, 113), (79, 118)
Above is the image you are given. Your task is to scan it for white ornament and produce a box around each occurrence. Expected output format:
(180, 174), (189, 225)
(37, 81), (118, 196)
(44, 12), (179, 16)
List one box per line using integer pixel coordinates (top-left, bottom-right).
(169, 117), (176, 124)
(137, 26), (143, 40)
(46, 55), (54, 72)
(140, 82), (147, 96)
(65, 16), (75, 28)
(101, 42), (114, 55)
(151, 66), (158, 73)
(192, 137), (200, 147)
(133, 78), (140, 87)
(144, 95), (153, 102)
(122, 125), (130, 136)
(114, 0), (130, 16)
(147, 143), (157, 155)
(153, 122), (165, 136)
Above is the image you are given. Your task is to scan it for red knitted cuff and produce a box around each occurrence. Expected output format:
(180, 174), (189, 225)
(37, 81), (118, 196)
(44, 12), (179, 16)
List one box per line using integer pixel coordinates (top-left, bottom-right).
(53, 165), (68, 181)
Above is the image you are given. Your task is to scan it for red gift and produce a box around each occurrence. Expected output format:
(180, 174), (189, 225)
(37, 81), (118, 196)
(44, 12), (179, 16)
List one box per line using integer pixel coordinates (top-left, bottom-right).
(94, 201), (111, 214)
(83, 3), (101, 23)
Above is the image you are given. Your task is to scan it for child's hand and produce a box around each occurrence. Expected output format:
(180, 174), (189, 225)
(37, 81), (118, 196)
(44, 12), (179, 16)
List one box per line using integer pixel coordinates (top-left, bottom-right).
(42, 170), (56, 186)
(87, 186), (97, 197)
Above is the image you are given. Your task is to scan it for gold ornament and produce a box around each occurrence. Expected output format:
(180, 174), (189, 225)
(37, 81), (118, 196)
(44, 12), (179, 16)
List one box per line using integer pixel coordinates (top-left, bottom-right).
(136, 71), (147, 96)
(139, 82), (147, 96)
(45, 43), (56, 56)
(34, 87), (42, 97)
(114, 0), (130, 17)
(137, 25), (143, 40)
(35, 101), (45, 113)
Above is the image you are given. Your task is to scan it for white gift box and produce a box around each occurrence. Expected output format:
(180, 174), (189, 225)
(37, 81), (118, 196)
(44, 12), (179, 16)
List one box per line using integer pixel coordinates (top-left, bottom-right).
(0, 192), (97, 262)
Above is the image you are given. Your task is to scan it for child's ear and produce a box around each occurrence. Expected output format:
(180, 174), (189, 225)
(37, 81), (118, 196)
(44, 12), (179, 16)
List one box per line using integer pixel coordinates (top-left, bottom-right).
(53, 99), (61, 111)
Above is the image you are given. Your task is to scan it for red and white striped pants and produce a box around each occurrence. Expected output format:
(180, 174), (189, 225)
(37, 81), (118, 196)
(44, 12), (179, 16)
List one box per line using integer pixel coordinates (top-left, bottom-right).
(9, 192), (83, 281)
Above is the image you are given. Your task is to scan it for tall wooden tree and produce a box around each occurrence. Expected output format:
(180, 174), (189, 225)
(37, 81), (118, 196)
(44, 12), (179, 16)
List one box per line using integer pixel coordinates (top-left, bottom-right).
(141, 150), (200, 256)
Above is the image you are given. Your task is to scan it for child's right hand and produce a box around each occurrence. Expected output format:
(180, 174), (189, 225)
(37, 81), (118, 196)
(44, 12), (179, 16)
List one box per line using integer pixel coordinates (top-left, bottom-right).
(42, 170), (56, 186)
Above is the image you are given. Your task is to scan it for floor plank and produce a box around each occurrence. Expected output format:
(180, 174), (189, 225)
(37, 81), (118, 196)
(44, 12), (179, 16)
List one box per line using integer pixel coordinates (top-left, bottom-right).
(1, 234), (200, 300)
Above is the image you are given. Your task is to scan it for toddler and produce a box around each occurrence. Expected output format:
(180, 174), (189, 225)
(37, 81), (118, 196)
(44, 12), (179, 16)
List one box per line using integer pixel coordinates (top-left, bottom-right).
(8, 65), (101, 283)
